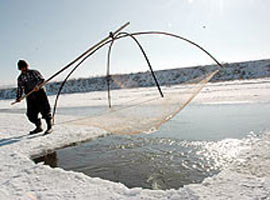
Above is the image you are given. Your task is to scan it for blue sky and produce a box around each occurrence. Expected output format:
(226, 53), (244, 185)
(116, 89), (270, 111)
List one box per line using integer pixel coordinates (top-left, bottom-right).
(1, 0), (269, 86)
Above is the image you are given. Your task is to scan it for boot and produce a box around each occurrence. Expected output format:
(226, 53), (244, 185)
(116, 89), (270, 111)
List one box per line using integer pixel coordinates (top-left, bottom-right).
(29, 119), (43, 135)
(44, 117), (53, 135)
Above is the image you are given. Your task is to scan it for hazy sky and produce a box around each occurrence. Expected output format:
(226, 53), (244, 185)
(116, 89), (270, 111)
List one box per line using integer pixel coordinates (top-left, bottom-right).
(1, 0), (269, 86)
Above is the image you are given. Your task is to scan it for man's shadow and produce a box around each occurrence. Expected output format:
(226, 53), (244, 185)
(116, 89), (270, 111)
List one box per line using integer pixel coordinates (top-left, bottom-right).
(0, 133), (42, 147)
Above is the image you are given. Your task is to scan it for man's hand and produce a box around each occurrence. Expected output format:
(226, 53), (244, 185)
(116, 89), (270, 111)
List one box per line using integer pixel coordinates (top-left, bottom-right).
(11, 98), (21, 105)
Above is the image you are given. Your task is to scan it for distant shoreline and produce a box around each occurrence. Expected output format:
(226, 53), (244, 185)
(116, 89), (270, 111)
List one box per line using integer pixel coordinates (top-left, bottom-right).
(1, 58), (269, 100)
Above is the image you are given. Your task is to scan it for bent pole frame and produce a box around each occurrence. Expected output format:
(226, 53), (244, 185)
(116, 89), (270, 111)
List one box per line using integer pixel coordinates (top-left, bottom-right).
(53, 31), (163, 119)
(11, 22), (130, 105)
(104, 32), (224, 109)
(49, 30), (223, 120)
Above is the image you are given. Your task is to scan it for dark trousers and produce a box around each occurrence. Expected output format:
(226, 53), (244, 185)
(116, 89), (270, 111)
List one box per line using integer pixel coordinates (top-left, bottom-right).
(26, 88), (51, 125)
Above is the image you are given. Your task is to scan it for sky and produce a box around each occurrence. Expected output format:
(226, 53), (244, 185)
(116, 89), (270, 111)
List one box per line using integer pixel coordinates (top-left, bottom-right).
(0, 0), (269, 87)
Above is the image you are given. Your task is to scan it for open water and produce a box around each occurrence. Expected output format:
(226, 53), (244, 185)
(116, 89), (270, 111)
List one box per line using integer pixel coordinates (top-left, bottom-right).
(34, 103), (270, 190)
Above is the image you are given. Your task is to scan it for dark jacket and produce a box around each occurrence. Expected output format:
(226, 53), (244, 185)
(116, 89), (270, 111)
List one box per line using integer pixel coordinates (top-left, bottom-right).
(16, 69), (45, 100)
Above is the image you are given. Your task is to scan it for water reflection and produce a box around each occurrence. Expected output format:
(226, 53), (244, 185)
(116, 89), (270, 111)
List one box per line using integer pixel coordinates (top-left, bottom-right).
(33, 134), (258, 190)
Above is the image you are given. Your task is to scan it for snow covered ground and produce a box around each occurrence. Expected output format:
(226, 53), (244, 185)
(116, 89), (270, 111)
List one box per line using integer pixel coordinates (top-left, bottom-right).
(1, 78), (270, 199)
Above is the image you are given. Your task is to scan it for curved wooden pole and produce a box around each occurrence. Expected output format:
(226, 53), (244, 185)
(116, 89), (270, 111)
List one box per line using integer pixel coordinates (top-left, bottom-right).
(106, 37), (115, 108)
(122, 31), (224, 69)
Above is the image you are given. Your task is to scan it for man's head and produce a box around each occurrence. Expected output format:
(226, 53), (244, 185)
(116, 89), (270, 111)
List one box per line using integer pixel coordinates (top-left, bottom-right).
(17, 60), (29, 72)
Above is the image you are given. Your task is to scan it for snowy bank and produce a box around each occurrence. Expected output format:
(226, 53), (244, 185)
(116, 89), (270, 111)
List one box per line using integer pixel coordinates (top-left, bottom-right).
(1, 78), (270, 199)
(1, 58), (270, 100)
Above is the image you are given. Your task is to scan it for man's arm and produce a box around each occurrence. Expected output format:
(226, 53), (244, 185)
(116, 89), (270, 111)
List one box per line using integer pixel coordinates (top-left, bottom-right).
(16, 78), (24, 101)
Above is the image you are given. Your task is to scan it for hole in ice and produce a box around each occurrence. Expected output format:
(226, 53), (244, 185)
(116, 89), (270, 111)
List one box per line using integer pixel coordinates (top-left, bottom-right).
(33, 135), (222, 190)
(33, 103), (269, 190)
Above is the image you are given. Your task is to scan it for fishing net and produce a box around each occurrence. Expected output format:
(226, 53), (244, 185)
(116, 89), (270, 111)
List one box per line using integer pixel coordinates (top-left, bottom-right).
(65, 69), (218, 135)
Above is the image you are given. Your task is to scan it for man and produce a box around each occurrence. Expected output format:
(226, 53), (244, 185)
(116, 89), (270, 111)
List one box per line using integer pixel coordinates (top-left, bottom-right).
(15, 59), (53, 135)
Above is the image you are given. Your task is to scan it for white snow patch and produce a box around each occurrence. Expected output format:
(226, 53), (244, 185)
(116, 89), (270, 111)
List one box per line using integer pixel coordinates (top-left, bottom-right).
(1, 78), (270, 199)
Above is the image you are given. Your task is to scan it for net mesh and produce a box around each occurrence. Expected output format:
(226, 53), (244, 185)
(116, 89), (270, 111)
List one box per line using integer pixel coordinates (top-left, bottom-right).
(67, 69), (218, 135)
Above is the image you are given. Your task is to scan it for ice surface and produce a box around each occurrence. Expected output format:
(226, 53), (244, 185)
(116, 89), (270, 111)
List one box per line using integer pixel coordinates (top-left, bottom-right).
(1, 78), (270, 199)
